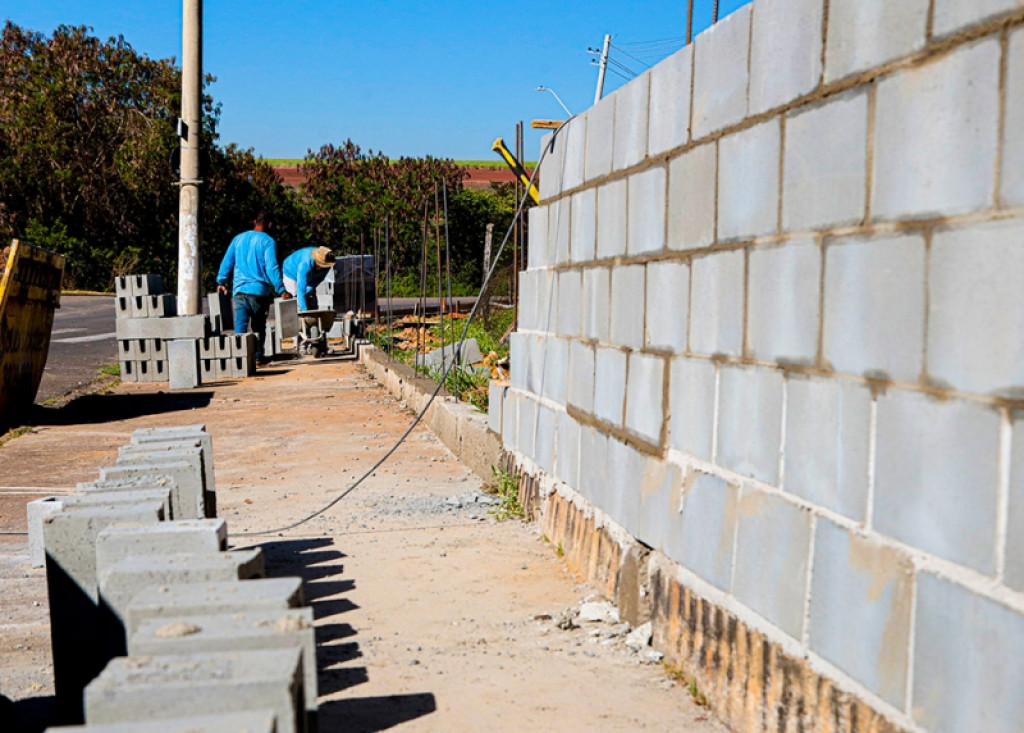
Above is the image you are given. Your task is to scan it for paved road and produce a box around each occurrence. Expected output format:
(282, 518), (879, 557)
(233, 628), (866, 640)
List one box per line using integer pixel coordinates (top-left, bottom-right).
(36, 295), (117, 403)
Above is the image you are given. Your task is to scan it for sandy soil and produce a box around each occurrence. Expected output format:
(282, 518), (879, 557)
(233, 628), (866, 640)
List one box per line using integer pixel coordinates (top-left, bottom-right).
(0, 357), (725, 732)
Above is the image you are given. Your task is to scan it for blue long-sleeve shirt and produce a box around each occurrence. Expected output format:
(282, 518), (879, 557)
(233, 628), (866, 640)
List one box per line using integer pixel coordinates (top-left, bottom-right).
(216, 230), (285, 297)
(282, 247), (331, 311)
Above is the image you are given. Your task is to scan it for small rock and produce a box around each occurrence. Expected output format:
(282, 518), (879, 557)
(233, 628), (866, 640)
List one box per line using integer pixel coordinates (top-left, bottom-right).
(579, 601), (620, 624)
(408, 659), (420, 666)
(626, 622), (652, 652)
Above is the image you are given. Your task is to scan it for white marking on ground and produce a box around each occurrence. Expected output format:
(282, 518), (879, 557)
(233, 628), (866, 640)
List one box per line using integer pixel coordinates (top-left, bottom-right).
(52, 332), (117, 344)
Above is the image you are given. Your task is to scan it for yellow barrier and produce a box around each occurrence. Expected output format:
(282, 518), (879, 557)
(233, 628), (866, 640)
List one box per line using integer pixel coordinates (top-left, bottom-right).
(0, 239), (66, 429)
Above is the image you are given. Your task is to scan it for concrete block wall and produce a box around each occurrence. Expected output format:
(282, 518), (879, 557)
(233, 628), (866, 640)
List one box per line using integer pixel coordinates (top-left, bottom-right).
(493, 2), (1024, 730)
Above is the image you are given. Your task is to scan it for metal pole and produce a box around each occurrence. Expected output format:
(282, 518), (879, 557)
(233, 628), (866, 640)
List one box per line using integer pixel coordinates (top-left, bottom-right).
(594, 34), (611, 105)
(177, 0), (202, 315)
(686, 0), (694, 44)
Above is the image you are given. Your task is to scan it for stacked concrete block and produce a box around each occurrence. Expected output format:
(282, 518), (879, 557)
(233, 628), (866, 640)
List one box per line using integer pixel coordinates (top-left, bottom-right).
(206, 289), (233, 334)
(198, 331), (257, 379)
(107, 449), (206, 520)
(131, 425), (216, 515)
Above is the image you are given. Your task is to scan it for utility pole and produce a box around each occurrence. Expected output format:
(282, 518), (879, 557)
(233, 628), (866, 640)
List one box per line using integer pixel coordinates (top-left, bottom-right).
(177, 0), (202, 315)
(593, 34), (611, 105)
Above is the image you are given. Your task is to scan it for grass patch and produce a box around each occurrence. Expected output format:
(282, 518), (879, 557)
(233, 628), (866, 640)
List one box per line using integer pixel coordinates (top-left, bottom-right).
(0, 426), (34, 448)
(98, 363), (120, 377)
(489, 466), (525, 521)
(662, 663), (711, 708)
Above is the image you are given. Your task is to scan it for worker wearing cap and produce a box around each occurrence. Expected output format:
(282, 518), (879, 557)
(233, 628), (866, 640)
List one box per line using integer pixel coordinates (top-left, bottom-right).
(282, 246), (336, 311)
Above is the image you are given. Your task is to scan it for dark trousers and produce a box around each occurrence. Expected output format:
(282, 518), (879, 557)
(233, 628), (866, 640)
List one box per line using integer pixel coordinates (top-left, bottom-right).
(233, 292), (274, 360)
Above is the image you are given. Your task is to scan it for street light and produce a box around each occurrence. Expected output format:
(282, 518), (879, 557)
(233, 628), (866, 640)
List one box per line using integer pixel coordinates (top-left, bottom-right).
(536, 86), (572, 117)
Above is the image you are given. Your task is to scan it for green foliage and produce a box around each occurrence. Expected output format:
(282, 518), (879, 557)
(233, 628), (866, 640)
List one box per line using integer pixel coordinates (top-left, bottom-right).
(489, 466), (525, 521)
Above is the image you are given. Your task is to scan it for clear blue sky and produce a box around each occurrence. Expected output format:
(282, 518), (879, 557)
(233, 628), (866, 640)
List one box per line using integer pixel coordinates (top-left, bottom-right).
(4, 1), (749, 162)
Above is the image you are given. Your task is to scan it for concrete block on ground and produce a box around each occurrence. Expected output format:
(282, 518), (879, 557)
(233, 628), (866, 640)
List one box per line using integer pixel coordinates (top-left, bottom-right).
(875, 390), (1000, 574)
(95, 519), (227, 575)
(582, 267), (610, 343)
(596, 178), (628, 260)
(64, 489), (173, 524)
(44, 710), (278, 732)
(645, 261), (689, 352)
(809, 518), (913, 708)
(718, 117), (780, 241)
(782, 90), (868, 232)
(1002, 28), (1024, 207)
(912, 571), (1024, 732)
(119, 360), (137, 383)
(748, 0), (823, 115)
(168, 339), (200, 390)
(230, 332), (258, 358)
(129, 608), (317, 719)
(265, 323), (278, 357)
(649, 43), (692, 156)
(125, 577), (304, 638)
(717, 365), (784, 485)
(822, 233), (925, 383)
(43, 502), (165, 722)
(115, 315), (208, 341)
(115, 445), (209, 517)
(673, 471), (739, 591)
(928, 219), (1024, 396)
(627, 165), (666, 256)
(116, 339), (137, 361)
(689, 250), (744, 357)
(100, 462), (204, 520)
(872, 38), (1000, 221)
(27, 496), (64, 567)
(613, 70), (650, 171)
(783, 375), (870, 521)
(824, 0), (928, 83)
(274, 297), (299, 342)
(667, 142), (716, 251)
(593, 347), (627, 427)
(692, 4), (751, 138)
(584, 92), (615, 182)
(668, 357), (716, 462)
(932, 0), (1018, 38)
(84, 649), (305, 733)
(570, 188), (597, 264)
(610, 264), (645, 350)
(567, 340), (596, 414)
(135, 359), (167, 383)
(732, 487), (812, 639)
(746, 239), (820, 364)
(624, 352), (665, 445)
(200, 359), (217, 383)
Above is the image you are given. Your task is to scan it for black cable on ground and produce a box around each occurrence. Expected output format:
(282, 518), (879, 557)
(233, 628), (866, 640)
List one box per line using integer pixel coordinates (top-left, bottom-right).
(234, 120), (573, 538)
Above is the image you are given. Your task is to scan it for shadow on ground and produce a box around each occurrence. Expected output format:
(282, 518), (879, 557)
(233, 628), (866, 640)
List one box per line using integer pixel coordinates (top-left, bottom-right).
(6, 693), (55, 733)
(27, 391), (215, 427)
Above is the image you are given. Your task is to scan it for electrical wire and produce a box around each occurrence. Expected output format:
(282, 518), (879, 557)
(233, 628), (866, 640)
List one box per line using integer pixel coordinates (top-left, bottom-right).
(609, 44), (653, 70)
(233, 119), (571, 538)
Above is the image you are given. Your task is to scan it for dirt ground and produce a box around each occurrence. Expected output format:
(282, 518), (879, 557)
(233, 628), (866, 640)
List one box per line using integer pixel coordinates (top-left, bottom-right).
(0, 356), (725, 732)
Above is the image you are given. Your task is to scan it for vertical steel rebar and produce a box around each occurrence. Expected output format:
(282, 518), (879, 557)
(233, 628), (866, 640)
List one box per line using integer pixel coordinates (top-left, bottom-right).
(419, 202), (428, 354)
(686, 0), (694, 44)
(442, 179), (456, 402)
(434, 183), (445, 386)
(712, 0), (720, 24)
(386, 217), (392, 361)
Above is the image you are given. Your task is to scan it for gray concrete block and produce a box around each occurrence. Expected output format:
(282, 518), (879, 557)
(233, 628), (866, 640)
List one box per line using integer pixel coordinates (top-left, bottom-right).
(717, 365), (784, 485)
(928, 219), (1024, 396)
(822, 233), (925, 383)
(550, 198), (570, 265)
(692, 4), (751, 138)
(732, 487), (812, 638)
(541, 336), (568, 405)
(625, 352), (665, 445)
(125, 577), (304, 638)
(668, 357), (716, 462)
(808, 519), (913, 708)
(45, 710), (278, 732)
(824, 0), (928, 83)
(613, 70), (650, 171)
(610, 264), (645, 350)
(1007, 412), (1024, 592)
(627, 165), (666, 256)
(100, 462), (203, 520)
(168, 339), (200, 390)
(131, 426), (214, 496)
(138, 338), (166, 361)
(718, 117), (780, 241)
(667, 142), (716, 252)
(689, 250), (744, 357)
(746, 239), (820, 364)
(1002, 28), (1024, 207)
(126, 273), (164, 297)
(782, 90), (868, 232)
(500, 389), (518, 451)
(912, 572), (1024, 732)
(84, 649), (304, 733)
(596, 178), (628, 260)
(135, 359), (167, 383)
(27, 497), (65, 568)
(508, 333), (528, 392)
(231, 332), (257, 357)
(593, 347), (627, 427)
(556, 271), (581, 338)
(558, 114), (586, 193)
(526, 334), (548, 398)
(932, 0), (1018, 38)
(584, 93), (615, 182)
(64, 489), (173, 524)
(113, 275), (132, 298)
(96, 520), (227, 575)
(570, 188), (597, 264)
(199, 334), (229, 359)
(199, 360), (217, 383)
(673, 471), (739, 591)
(875, 390), (1000, 573)
(577, 425), (609, 503)
(534, 404), (556, 475)
(207, 290), (234, 333)
(115, 315), (208, 341)
(146, 293), (177, 318)
(116, 339), (137, 361)
(130, 608), (317, 716)
(748, 0), (823, 115)
(872, 38), (1000, 221)
(645, 261), (689, 353)
(527, 206), (548, 270)
(567, 341), (596, 414)
(649, 44), (692, 156)
(516, 396), (536, 459)
(274, 297), (299, 341)
(116, 445), (209, 518)
(555, 410), (580, 490)
(487, 381), (505, 436)
(43, 502), (165, 721)
(783, 375), (870, 521)
(538, 130), (564, 201)
(582, 268), (610, 343)
(604, 438), (647, 535)
(636, 459), (683, 557)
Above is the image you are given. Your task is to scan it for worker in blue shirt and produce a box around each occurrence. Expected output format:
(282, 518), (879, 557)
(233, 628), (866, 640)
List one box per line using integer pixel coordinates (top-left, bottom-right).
(216, 211), (291, 367)
(282, 246), (336, 311)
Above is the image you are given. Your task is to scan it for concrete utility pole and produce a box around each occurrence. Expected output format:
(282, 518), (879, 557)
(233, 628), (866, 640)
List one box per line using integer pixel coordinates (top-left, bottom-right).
(594, 34), (611, 105)
(177, 0), (203, 315)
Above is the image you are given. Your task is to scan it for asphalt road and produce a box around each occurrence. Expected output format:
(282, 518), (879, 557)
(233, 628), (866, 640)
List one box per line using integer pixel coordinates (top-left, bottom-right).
(35, 294), (117, 404)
